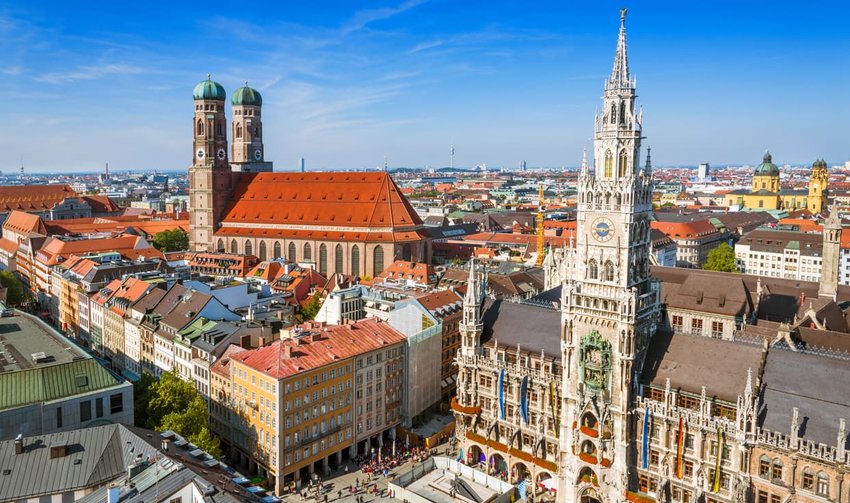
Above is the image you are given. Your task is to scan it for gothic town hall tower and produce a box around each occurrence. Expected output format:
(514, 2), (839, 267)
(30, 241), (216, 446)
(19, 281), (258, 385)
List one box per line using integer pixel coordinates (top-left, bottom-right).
(559, 9), (660, 503)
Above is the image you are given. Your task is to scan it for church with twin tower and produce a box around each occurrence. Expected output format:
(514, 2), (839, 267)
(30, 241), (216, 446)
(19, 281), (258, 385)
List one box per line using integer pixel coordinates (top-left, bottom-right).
(453, 9), (660, 503)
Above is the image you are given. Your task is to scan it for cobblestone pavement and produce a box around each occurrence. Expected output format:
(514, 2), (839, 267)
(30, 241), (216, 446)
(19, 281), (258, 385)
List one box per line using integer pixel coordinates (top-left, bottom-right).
(279, 447), (459, 503)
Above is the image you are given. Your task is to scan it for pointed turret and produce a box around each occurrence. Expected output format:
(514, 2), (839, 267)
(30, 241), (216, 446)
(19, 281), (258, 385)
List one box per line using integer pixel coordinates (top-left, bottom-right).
(460, 259), (484, 358)
(609, 8), (631, 89)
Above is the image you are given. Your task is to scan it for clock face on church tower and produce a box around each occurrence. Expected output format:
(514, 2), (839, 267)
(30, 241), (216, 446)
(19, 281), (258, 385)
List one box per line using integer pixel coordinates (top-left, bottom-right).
(217, 148), (226, 160)
(591, 218), (614, 242)
(196, 148), (205, 160)
(254, 149), (262, 161)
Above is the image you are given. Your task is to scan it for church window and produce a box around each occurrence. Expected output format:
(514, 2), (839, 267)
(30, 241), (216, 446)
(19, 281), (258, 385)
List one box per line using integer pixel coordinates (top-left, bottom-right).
(304, 243), (312, 261)
(273, 241), (281, 259)
(288, 242), (296, 261)
(197, 120), (205, 136)
(245, 241), (253, 256)
(236, 124), (242, 138)
(587, 259), (598, 280)
(351, 245), (360, 277)
(217, 239), (224, 252)
(373, 246), (385, 275)
(335, 244), (344, 274)
(618, 149), (628, 177)
(604, 151), (613, 178)
(319, 244), (328, 274)
(610, 103), (617, 124)
(402, 243), (412, 261)
(620, 101), (626, 124)
(230, 239), (238, 254)
(603, 261), (614, 281)
(217, 121), (223, 136)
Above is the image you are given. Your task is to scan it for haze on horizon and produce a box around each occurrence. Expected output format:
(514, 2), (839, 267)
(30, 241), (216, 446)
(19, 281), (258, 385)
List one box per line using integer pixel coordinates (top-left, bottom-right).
(0, 1), (847, 173)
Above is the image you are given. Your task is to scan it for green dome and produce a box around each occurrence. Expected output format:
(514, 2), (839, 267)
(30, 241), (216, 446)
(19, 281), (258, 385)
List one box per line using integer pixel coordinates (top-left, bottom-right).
(232, 82), (262, 106)
(813, 158), (827, 169)
(193, 74), (226, 101)
(754, 151), (779, 176)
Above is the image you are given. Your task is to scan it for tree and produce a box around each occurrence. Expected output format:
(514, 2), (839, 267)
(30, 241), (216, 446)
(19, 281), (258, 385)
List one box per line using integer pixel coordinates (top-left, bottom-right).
(136, 370), (222, 457)
(0, 270), (25, 307)
(151, 228), (189, 252)
(703, 242), (739, 273)
(300, 293), (323, 321)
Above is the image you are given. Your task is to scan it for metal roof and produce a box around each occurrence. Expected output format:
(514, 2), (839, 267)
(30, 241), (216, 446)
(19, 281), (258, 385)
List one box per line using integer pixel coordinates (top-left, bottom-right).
(0, 358), (124, 411)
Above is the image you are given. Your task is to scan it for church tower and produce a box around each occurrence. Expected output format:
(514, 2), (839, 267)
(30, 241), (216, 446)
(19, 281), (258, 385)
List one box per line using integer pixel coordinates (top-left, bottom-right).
(808, 159), (829, 214)
(559, 9), (659, 503)
(231, 82), (273, 173)
(189, 75), (233, 252)
(819, 209), (841, 301)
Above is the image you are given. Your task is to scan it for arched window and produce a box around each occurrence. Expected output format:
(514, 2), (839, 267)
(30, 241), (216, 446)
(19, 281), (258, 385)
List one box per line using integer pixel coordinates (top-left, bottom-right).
(288, 242), (296, 262)
(236, 124), (242, 138)
(335, 244), (344, 274)
(816, 472), (828, 496)
(618, 150), (628, 177)
(604, 261), (615, 281)
(230, 239), (238, 254)
(273, 241), (281, 259)
(801, 469), (814, 490)
(304, 243), (312, 261)
(619, 101), (626, 124)
(373, 246), (384, 275)
(587, 259), (598, 280)
(402, 243), (412, 261)
(604, 151), (613, 178)
(258, 241), (266, 261)
(245, 241), (253, 256)
(351, 245), (360, 277)
(610, 103), (617, 124)
(197, 119), (205, 136)
(319, 244), (328, 274)
(217, 121), (223, 136)
(758, 456), (771, 478)
(771, 459), (783, 482)
(217, 239), (224, 252)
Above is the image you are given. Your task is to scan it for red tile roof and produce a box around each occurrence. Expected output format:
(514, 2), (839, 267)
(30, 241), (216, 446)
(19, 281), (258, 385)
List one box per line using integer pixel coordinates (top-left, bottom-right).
(214, 226), (427, 243)
(230, 318), (406, 379)
(81, 195), (120, 214)
(415, 289), (462, 314)
(36, 234), (162, 266)
(221, 172), (423, 229)
(376, 260), (436, 284)
(0, 184), (76, 212)
(3, 210), (47, 236)
(651, 220), (720, 238)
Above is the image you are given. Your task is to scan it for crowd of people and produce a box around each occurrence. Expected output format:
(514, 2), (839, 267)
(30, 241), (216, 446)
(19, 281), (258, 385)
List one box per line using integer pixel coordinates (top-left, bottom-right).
(354, 444), (434, 478)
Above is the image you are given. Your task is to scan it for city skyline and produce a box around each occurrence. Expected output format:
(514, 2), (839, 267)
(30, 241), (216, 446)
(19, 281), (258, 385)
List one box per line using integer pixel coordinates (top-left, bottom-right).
(1, 1), (848, 173)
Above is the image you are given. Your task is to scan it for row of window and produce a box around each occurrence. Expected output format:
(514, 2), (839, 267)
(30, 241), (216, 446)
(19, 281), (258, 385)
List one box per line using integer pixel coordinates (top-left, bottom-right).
(217, 240), (386, 277)
(758, 456), (830, 496)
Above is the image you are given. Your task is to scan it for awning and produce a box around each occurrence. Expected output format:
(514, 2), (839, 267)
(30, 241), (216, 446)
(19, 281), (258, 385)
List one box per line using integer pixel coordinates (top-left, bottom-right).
(160, 430), (176, 440)
(539, 478), (557, 492)
(246, 486), (265, 494)
(203, 459), (219, 468)
(189, 449), (204, 457)
(232, 476), (250, 485)
(262, 497), (280, 503)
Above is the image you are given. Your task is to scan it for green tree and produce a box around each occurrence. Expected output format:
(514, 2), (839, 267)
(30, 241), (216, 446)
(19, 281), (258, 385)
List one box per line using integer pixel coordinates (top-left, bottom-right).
(300, 293), (323, 321)
(151, 228), (189, 252)
(133, 373), (157, 426)
(137, 370), (221, 457)
(0, 270), (25, 307)
(703, 242), (739, 273)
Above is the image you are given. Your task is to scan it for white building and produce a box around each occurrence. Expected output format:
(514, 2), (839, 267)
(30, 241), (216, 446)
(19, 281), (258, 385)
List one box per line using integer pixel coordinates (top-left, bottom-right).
(735, 228), (824, 281)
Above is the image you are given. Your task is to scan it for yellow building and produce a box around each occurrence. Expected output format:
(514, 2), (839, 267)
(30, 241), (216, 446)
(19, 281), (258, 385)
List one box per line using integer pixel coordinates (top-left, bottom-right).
(725, 152), (829, 212)
(220, 318), (406, 495)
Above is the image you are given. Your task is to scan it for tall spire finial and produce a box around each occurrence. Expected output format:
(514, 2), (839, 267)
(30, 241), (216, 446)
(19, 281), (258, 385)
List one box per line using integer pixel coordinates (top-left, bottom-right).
(609, 8), (631, 88)
(645, 146), (652, 171)
(207, 73), (211, 80)
(581, 147), (588, 170)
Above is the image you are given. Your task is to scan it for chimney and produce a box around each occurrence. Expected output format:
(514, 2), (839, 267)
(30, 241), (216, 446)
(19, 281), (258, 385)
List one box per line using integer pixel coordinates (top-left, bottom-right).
(14, 433), (23, 454)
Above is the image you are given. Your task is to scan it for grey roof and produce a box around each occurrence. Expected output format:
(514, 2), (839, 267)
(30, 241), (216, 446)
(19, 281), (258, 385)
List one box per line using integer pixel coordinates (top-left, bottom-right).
(642, 331), (764, 402)
(480, 298), (561, 359)
(0, 424), (158, 503)
(759, 348), (850, 448)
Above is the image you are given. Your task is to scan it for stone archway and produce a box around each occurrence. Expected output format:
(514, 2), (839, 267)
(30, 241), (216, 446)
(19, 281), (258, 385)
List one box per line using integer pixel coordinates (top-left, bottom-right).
(467, 443), (486, 467)
(579, 486), (603, 503)
(535, 471), (555, 502)
(490, 453), (507, 479)
(512, 461), (530, 484)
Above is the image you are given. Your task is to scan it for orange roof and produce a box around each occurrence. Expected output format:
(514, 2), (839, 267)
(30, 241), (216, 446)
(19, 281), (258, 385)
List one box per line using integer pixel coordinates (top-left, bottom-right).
(81, 195), (120, 213)
(375, 260), (435, 283)
(0, 184), (76, 212)
(221, 172), (423, 229)
(133, 219), (189, 237)
(246, 260), (286, 282)
(3, 210), (47, 236)
(108, 277), (152, 315)
(778, 218), (823, 233)
(0, 238), (18, 255)
(186, 252), (259, 277)
(462, 232), (571, 251)
(841, 229), (850, 249)
(36, 234), (159, 266)
(543, 221), (577, 230)
(92, 279), (122, 306)
(651, 220), (720, 238)
(230, 318), (406, 379)
(415, 289), (462, 313)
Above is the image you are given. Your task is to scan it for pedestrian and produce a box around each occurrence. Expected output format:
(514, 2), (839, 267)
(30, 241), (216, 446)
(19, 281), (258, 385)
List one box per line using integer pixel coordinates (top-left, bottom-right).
(338, 490), (342, 500)
(324, 495), (328, 503)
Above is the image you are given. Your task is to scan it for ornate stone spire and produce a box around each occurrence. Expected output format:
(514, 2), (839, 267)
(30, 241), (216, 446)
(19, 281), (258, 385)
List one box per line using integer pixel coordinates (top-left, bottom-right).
(609, 8), (631, 89)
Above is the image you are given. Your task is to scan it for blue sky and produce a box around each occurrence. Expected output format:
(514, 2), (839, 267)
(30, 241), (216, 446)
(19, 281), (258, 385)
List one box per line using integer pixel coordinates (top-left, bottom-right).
(0, 1), (848, 172)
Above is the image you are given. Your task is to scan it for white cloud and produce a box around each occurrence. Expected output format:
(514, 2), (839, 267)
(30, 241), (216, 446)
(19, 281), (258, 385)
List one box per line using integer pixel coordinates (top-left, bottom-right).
(35, 63), (146, 84)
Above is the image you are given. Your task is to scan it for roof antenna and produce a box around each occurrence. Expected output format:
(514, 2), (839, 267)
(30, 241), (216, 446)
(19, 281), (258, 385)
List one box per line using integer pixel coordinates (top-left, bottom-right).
(384, 156), (388, 172)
